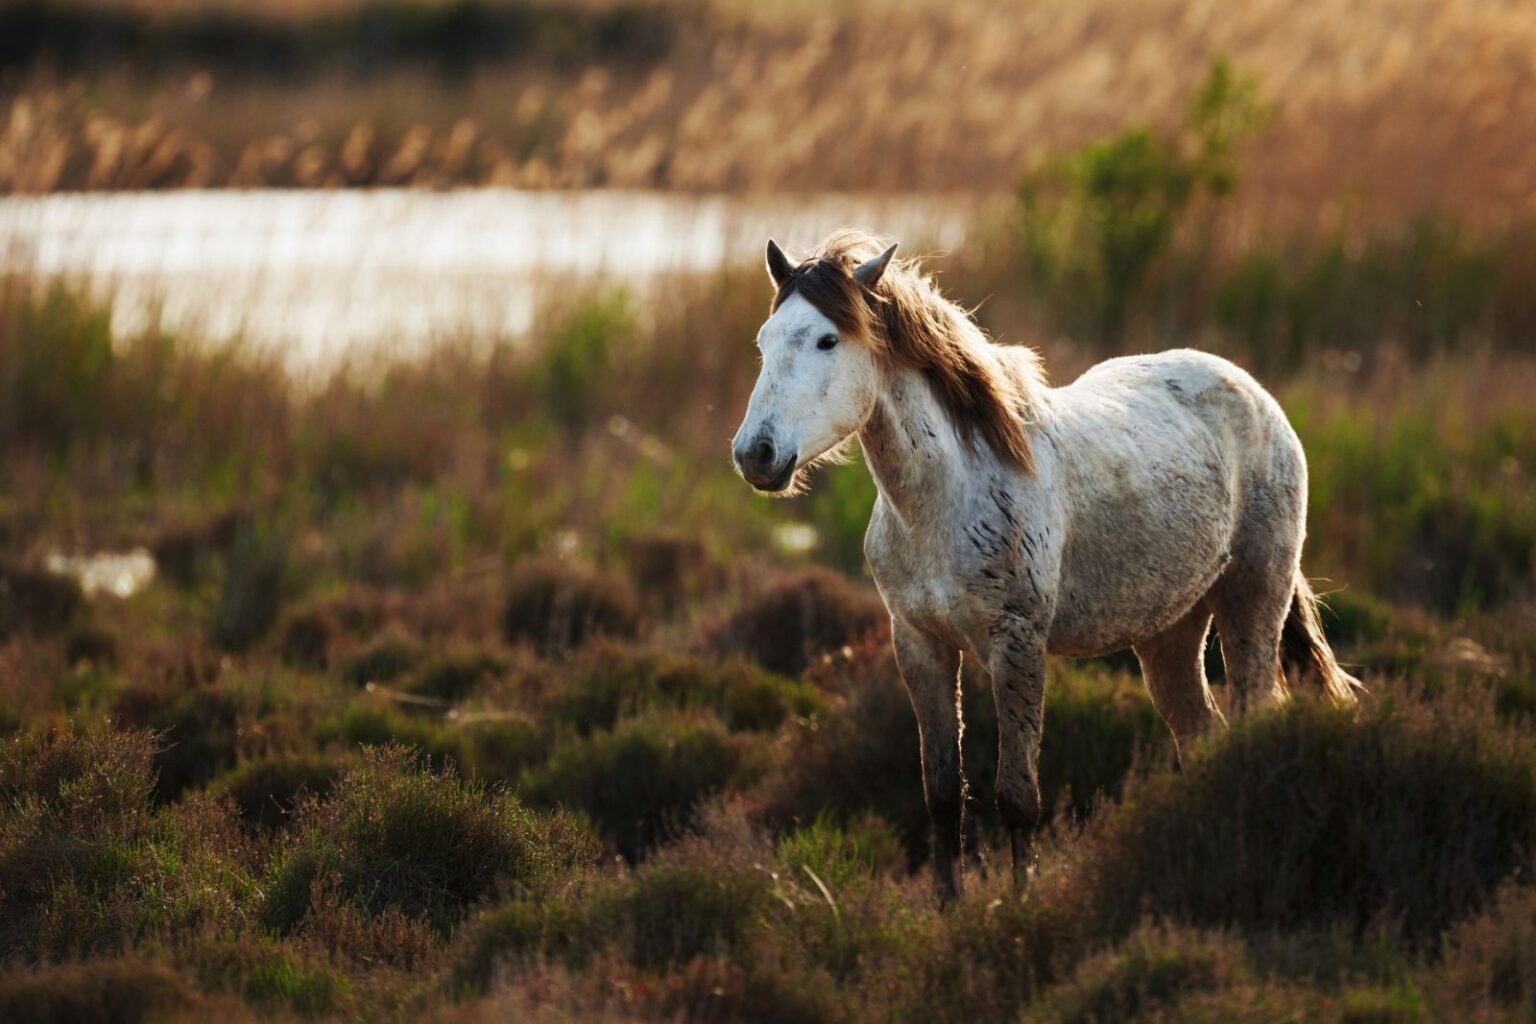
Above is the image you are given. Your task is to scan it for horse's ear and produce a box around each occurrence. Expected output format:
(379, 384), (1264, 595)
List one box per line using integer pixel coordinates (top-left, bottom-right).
(853, 243), (898, 289)
(766, 239), (794, 288)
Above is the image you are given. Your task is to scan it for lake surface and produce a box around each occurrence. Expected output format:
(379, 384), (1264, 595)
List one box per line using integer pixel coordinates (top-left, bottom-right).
(0, 190), (972, 372)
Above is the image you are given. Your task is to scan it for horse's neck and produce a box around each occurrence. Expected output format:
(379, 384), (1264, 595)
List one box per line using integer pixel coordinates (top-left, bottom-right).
(859, 365), (968, 526)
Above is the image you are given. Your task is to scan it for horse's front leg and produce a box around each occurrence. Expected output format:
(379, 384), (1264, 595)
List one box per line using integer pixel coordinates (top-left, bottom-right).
(988, 621), (1047, 894)
(891, 617), (965, 904)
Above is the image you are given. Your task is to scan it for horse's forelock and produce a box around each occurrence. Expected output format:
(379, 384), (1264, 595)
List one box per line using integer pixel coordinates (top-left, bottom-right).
(769, 230), (1040, 475)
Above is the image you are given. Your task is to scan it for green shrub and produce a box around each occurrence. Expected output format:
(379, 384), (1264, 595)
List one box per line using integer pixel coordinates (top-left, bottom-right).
(1075, 691), (1536, 943)
(0, 959), (207, 1024)
(264, 745), (600, 935)
(0, 725), (254, 959)
(0, 284), (118, 450)
(755, 643), (929, 855)
(456, 819), (778, 990)
(340, 630), (424, 687)
(1034, 922), (1252, 1024)
(113, 681), (241, 802)
(1434, 878), (1536, 1021)
(706, 568), (887, 677)
(151, 507), (248, 589)
(534, 290), (632, 433)
(1037, 666), (1168, 820)
(64, 623), (119, 669)
(539, 644), (826, 734)
(522, 712), (745, 860)
(242, 956), (349, 1019)
(775, 813), (905, 897)
(613, 841), (774, 971)
(210, 529), (288, 652)
(1017, 58), (1265, 342)
(618, 531), (723, 610)
(410, 650), (507, 703)
(502, 557), (641, 655)
(321, 702), (469, 770)
(278, 607), (341, 671)
(760, 645), (1160, 859)
(0, 561), (82, 640)
(454, 887), (598, 989)
(211, 753), (346, 830)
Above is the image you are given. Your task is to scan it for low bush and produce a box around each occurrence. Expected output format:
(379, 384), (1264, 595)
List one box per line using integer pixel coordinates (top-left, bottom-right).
(64, 622), (119, 669)
(113, 681), (241, 802)
(613, 839), (775, 972)
(455, 811), (777, 990)
(537, 644), (827, 734)
(410, 649), (507, 703)
(775, 813), (905, 897)
(0, 725), (255, 959)
(760, 643), (1161, 859)
(502, 558), (641, 655)
(151, 507), (248, 589)
(1038, 666), (1168, 820)
(522, 712), (747, 860)
(339, 629), (424, 688)
(210, 530), (288, 653)
(618, 531), (723, 611)
(705, 568), (887, 677)
(320, 702), (469, 769)
(1434, 878), (1536, 1021)
(1031, 922), (1252, 1024)
(0, 959), (207, 1024)
(0, 561), (81, 639)
(264, 745), (600, 936)
(212, 753), (347, 831)
(1074, 689), (1536, 943)
(277, 607), (341, 671)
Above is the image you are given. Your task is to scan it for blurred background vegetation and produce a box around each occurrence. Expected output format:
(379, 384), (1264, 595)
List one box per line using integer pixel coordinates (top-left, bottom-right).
(3, 2), (1536, 1022)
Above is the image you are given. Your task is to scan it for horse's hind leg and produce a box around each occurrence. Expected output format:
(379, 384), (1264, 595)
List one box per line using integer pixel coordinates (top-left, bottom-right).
(1134, 603), (1227, 768)
(1206, 557), (1294, 715)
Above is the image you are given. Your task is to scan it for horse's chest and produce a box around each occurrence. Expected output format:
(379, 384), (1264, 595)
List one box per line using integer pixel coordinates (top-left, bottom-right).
(866, 511), (997, 653)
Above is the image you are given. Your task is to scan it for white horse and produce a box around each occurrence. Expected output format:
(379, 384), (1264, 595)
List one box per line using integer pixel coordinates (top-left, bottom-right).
(732, 229), (1362, 900)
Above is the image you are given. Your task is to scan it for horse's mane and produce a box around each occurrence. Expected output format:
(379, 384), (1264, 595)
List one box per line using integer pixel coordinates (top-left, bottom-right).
(772, 228), (1042, 475)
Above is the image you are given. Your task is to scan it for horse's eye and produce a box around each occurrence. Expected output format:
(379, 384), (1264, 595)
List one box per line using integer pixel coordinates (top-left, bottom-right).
(817, 334), (838, 351)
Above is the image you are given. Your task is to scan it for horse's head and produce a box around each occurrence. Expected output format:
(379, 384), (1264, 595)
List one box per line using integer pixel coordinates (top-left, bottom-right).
(732, 236), (897, 494)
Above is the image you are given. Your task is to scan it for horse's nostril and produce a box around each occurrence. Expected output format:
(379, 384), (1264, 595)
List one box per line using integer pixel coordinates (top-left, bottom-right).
(753, 439), (775, 467)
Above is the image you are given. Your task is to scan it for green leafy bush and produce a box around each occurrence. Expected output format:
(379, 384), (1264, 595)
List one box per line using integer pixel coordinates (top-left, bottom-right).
(537, 643), (826, 734)
(0, 959), (207, 1024)
(706, 568), (887, 677)
(502, 557), (641, 655)
(1075, 691), (1536, 943)
(211, 753), (347, 831)
(0, 725), (255, 959)
(264, 745), (599, 935)
(522, 712), (746, 859)
(1018, 58), (1265, 342)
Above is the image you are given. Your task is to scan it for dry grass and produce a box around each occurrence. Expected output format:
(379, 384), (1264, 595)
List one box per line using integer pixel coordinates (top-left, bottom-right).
(5, 0), (1536, 230)
(0, 272), (1533, 1019)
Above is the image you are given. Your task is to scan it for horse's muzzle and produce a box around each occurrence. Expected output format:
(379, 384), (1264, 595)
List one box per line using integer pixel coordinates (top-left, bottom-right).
(734, 435), (797, 492)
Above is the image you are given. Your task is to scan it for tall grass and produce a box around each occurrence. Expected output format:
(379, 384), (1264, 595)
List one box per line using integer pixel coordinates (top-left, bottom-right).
(6, 0), (1536, 217)
(0, 271), (1532, 1020)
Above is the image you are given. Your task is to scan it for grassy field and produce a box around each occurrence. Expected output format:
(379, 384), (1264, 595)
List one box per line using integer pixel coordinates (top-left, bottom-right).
(3, 4), (1536, 1021)
(1, 245), (1534, 1020)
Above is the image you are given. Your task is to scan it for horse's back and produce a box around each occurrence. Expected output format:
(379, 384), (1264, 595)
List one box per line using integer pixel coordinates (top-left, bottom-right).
(1040, 349), (1302, 655)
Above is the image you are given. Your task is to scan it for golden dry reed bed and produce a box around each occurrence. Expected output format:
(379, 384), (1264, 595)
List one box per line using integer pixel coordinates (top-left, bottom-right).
(4, 0), (1536, 230)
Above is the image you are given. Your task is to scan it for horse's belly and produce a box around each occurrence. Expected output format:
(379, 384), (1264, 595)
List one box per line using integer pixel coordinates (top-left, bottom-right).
(1046, 584), (1212, 657)
(1047, 472), (1236, 656)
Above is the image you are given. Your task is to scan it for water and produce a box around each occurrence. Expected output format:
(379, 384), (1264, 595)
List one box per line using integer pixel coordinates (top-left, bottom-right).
(0, 189), (972, 372)
(44, 548), (157, 598)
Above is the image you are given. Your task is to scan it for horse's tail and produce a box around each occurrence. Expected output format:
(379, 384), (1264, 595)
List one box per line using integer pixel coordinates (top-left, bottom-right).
(1280, 574), (1366, 706)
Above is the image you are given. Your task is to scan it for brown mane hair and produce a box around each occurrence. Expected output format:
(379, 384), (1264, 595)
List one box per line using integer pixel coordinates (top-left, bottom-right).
(771, 228), (1042, 474)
